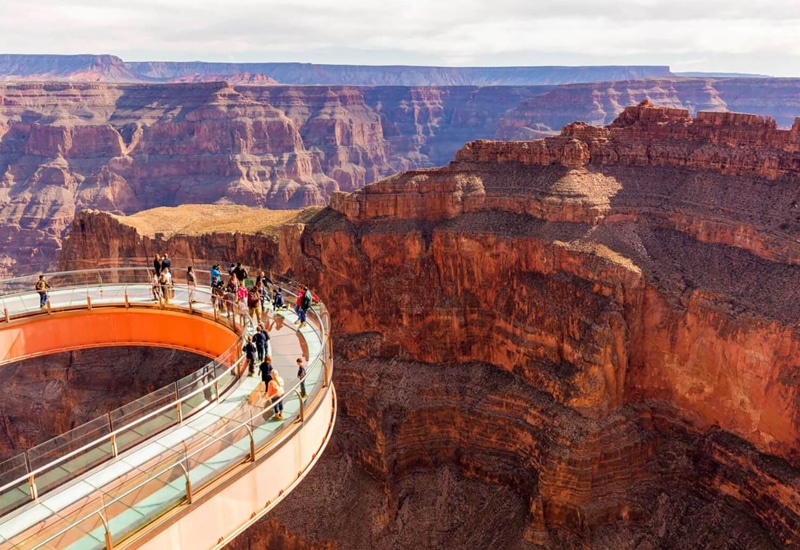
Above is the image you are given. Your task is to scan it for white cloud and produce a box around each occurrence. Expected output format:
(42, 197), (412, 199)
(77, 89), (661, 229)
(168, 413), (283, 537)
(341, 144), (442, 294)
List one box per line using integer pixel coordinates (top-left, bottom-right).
(1, 0), (799, 75)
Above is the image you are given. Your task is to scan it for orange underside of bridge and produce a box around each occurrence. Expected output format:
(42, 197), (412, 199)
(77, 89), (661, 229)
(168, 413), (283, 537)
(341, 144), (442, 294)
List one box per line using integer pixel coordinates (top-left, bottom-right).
(0, 309), (239, 365)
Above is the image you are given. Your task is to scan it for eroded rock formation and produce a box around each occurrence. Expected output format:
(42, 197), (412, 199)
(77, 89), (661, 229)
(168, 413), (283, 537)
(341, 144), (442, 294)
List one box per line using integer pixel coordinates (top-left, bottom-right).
(0, 81), (554, 274)
(7, 77), (800, 279)
(60, 102), (800, 548)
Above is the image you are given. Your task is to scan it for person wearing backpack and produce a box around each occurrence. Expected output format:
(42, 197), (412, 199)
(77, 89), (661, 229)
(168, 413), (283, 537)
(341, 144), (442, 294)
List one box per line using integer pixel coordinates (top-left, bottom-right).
(247, 285), (262, 325)
(298, 286), (312, 328)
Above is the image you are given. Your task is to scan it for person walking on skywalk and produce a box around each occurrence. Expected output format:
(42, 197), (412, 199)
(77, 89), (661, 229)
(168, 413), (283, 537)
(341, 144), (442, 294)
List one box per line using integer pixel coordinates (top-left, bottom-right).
(35, 275), (51, 308)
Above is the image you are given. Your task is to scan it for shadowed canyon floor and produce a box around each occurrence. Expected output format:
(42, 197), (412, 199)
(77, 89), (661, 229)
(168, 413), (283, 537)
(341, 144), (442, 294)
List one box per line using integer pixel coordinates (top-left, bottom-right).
(55, 103), (800, 548)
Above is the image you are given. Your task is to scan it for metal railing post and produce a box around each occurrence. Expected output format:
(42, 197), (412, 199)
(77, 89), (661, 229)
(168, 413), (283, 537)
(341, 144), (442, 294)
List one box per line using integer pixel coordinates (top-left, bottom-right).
(86, 295), (92, 310)
(323, 359), (330, 388)
(28, 474), (38, 501)
(214, 380), (220, 404)
(244, 425), (255, 461)
(124, 288), (129, 309)
(110, 433), (118, 458)
(45, 299), (51, 314)
(3, 307), (8, 322)
(97, 511), (113, 550)
(179, 463), (192, 505)
(294, 389), (305, 423)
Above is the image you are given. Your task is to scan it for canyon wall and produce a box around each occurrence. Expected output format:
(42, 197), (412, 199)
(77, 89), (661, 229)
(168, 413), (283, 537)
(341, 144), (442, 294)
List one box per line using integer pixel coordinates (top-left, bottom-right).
(7, 78), (800, 277)
(0, 81), (551, 274)
(61, 103), (800, 548)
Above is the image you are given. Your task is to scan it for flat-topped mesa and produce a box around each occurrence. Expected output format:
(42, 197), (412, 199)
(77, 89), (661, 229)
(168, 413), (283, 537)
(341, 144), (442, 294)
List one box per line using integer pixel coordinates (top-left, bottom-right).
(455, 100), (800, 177)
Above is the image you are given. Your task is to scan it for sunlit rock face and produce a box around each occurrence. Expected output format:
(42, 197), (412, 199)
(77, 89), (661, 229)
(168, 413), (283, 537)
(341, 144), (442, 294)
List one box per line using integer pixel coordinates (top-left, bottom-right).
(0, 347), (207, 462)
(63, 103), (800, 548)
(7, 77), (800, 277)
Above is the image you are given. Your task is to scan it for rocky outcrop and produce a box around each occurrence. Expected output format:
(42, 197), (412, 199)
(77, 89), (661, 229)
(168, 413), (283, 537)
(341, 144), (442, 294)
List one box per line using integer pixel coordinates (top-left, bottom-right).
(62, 103), (800, 548)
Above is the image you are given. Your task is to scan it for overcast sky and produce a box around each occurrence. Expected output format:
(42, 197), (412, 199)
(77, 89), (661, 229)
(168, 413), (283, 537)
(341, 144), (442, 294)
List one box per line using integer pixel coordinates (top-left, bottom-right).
(1, 0), (799, 76)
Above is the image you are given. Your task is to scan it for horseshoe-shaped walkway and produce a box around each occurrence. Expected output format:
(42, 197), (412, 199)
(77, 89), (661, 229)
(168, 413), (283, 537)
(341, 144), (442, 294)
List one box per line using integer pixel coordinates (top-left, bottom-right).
(0, 268), (335, 549)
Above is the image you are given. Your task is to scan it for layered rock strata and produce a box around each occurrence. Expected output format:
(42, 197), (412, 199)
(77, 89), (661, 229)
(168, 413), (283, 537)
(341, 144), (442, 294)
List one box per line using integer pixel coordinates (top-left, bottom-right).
(8, 78), (800, 277)
(0, 81), (553, 274)
(61, 103), (800, 548)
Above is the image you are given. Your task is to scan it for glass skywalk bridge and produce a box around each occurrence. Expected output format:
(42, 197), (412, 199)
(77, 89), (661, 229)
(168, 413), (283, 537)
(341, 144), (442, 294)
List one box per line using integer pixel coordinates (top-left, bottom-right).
(0, 267), (336, 549)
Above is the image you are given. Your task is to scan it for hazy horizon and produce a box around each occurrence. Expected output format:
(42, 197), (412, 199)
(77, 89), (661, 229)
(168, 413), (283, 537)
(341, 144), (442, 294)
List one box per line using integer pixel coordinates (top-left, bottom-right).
(1, 0), (798, 77)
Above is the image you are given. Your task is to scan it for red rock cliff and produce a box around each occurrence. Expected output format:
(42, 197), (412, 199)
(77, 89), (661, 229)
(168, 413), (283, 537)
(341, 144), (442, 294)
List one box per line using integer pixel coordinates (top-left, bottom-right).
(61, 103), (800, 548)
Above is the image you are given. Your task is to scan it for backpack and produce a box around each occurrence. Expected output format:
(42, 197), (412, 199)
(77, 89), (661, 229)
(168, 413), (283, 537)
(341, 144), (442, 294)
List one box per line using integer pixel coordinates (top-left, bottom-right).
(247, 288), (260, 307)
(301, 291), (311, 310)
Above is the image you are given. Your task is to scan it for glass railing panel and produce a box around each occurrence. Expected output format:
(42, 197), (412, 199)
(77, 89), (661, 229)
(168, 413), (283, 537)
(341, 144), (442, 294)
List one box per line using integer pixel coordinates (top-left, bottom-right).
(0, 453), (28, 488)
(114, 408), (180, 456)
(185, 424), (251, 490)
(179, 391), (210, 421)
(97, 448), (183, 505)
(106, 465), (187, 545)
(0, 479), (32, 517)
(28, 415), (111, 472)
(34, 440), (114, 496)
(249, 403), (283, 448)
(109, 384), (176, 431)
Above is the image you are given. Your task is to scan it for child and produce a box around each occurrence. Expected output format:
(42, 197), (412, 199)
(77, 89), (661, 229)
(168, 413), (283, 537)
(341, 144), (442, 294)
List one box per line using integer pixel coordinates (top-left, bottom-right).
(272, 286), (286, 310)
(151, 272), (161, 300)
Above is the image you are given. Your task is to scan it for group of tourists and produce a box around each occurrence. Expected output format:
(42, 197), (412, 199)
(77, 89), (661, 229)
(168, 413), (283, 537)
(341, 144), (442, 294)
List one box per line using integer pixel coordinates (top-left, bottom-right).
(33, 256), (315, 424)
(151, 253), (177, 304)
(251, 354), (308, 421)
(202, 259), (315, 421)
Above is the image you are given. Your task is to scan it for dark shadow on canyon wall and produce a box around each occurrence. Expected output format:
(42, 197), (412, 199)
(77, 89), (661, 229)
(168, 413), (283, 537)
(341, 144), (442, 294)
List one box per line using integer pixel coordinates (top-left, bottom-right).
(0, 346), (209, 461)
